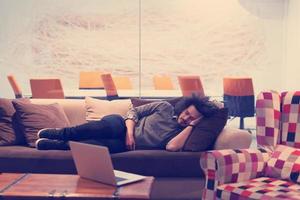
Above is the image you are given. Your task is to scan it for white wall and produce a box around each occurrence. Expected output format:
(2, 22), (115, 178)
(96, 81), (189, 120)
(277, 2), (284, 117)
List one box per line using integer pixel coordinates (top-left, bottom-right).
(284, 0), (300, 91)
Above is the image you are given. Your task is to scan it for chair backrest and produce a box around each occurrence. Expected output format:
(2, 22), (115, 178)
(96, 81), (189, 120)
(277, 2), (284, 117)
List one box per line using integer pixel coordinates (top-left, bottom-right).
(30, 78), (65, 99)
(256, 91), (300, 150)
(223, 77), (255, 118)
(7, 75), (23, 98)
(256, 91), (281, 151)
(223, 77), (254, 96)
(280, 91), (300, 148)
(79, 71), (104, 89)
(177, 75), (205, 97)
(113, 76), (132, 90)
(101, 74), (118, 100)
(153, 75), (174, 90)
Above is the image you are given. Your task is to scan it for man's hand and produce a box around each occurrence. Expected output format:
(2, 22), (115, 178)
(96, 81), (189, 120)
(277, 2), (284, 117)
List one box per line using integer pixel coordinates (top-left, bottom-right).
(126, 132), (135, 151)
(166, 116), (203, 152)
(189, 116), (202, 126)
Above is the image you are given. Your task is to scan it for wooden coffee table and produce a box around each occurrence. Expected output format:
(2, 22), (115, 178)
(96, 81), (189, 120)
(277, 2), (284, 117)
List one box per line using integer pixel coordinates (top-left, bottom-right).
(0, 173), (153, 200)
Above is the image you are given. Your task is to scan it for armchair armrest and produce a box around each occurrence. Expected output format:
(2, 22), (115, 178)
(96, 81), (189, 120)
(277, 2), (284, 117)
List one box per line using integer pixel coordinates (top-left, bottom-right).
(214, 127), (252, 150)
(200, 148), (270, 200)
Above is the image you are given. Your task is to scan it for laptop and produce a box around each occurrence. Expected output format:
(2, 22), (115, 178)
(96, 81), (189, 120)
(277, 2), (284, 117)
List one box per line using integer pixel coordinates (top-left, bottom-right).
(69, 141), (146, 186)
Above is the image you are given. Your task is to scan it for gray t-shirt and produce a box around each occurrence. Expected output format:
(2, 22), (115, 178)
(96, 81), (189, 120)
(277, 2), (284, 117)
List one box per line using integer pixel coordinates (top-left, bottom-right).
(125, 101), (183, 149)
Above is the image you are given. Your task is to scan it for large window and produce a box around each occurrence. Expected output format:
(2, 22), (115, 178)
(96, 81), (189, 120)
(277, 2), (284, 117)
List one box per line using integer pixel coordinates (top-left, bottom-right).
(0, 0), (139, 97)
(140, 0), (285, 95)
(0, 0), (286, 98)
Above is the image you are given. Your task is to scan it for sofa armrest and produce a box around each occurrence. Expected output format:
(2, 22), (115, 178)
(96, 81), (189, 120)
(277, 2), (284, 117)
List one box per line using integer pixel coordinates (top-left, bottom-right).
(214, 127), (252, 150)
(200, 148), (270, 200)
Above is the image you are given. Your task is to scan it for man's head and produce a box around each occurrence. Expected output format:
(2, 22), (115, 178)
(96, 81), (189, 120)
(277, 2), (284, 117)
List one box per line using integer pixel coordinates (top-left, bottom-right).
(174, 95), (219, 127)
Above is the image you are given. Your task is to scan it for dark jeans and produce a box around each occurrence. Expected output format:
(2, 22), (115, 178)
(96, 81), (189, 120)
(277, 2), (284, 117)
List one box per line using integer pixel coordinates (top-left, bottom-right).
(61, 114), (127, 153)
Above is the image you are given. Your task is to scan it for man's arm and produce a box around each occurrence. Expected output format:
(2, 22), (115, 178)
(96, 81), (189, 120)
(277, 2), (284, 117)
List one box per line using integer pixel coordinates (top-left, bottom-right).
(166, 126), (194, 151)
(124, 101), (172, 150)
(166, 118), (201, 151)
(125, 119), (136, 150)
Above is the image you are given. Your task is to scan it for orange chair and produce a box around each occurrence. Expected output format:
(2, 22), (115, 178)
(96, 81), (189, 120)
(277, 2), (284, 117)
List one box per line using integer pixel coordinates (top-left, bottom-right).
(7, 75), (23, 98)
(30, 78), (65, 99)
(177, 75), (205, 97)
(153, 75), (174, 90)
(113, 76), (133, 90)
(79, 71), (104, 89)
(223, 77), (255, 129)
(101, 74), (119, 100)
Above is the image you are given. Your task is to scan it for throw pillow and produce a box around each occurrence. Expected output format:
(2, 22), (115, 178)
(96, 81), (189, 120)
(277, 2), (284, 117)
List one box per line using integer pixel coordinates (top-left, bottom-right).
(182, 107), (228, 152)
(85, 97), (131, 121)
(12, 100), (70, 147)
(265, 145), (300, 183)
(0, 98), (30, 145)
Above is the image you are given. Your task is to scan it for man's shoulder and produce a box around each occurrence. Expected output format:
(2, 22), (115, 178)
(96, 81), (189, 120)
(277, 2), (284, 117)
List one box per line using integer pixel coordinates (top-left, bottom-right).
(158, 101), (173, 108)
(144, 100), (171, 106)
(146, 101), (173, 111)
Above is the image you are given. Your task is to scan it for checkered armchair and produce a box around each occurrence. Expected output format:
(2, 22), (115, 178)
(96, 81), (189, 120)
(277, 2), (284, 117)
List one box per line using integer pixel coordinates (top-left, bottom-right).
(200, 91), (300, 200)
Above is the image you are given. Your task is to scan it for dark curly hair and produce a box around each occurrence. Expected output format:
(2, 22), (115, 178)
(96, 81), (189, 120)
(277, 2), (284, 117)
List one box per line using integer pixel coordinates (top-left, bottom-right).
(174, 95), (219, 118)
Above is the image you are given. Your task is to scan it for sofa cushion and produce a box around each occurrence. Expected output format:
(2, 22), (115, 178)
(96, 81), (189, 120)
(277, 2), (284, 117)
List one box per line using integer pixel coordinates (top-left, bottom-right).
(0, 146), (75, 174)
(85, 97), (131, 121)
(216, 177), (299, 200)
(12, 100), (70, 147)
(266, 145), (300, 183)
(0, 98), (29, 145)
(183, 108), (228, 152)
(112, 150), (204, 177)
(0, 146), (203, 177)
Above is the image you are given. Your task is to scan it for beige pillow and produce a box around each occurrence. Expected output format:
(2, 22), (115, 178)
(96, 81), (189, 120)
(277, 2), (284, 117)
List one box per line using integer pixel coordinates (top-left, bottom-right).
(85, 97), (131, 121)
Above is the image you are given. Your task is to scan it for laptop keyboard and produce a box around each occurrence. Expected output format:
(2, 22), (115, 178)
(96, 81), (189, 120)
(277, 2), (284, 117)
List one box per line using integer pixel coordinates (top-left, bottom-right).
(115, 176), (127, 182)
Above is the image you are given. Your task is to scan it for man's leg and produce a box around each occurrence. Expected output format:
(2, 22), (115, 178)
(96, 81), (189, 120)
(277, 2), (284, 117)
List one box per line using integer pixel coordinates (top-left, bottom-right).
(36, 138), (127, 152)
(38, 114), (126, 141)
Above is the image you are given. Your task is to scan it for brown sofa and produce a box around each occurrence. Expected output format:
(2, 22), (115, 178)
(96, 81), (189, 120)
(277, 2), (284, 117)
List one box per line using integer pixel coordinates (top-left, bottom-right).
(0, 98), (252, 200)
